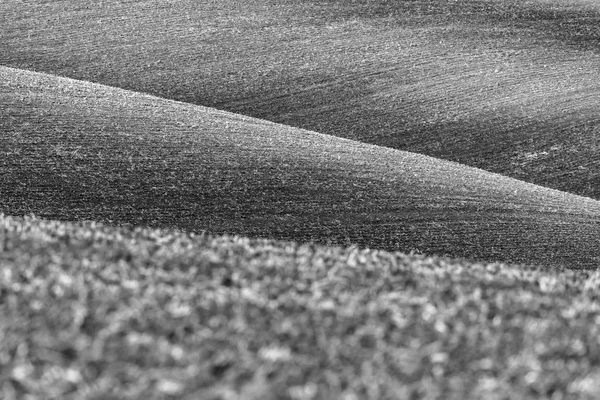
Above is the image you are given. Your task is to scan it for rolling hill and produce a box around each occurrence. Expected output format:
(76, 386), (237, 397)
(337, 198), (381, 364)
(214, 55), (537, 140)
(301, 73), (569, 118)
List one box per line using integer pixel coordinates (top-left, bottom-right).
(2, 0), (600, 198)
(4, 1), (600, 397)
(3, 65), (600, 268)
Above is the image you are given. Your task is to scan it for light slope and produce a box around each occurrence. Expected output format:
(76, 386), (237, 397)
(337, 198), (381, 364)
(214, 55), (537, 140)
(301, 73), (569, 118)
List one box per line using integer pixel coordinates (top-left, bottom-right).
(2, 0), (600, 198)
(3, 214), (600, 399)
(2, 66), (600, 268)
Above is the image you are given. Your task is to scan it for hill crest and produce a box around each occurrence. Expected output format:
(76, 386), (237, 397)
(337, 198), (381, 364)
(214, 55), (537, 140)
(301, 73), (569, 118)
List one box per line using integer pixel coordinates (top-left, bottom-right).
(3, 65), (600, 268)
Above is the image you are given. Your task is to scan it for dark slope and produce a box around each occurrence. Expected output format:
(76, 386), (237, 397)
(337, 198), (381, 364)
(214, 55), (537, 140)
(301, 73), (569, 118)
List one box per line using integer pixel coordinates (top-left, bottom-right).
(2, 0), (600, 198)
(4, 214), (600, 398)
(3, 66), (600, 268)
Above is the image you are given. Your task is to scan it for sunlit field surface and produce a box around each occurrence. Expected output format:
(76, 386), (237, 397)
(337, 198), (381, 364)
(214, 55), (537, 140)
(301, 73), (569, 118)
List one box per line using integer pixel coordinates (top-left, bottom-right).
(4, 66), (600, 268)
(3, 0), (600, 398)
(2, 0), (600, 197)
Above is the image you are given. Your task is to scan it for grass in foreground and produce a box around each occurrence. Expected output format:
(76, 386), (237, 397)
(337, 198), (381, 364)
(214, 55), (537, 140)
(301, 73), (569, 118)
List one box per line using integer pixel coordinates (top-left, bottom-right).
(2, 214), (600, 399)
(3, 0), (600, 198)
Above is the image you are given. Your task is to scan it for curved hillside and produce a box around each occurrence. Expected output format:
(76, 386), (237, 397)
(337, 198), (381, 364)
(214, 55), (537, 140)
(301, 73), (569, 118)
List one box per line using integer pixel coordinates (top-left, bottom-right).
(2, 0), (600, 198)
(2, 66), (600, 268)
